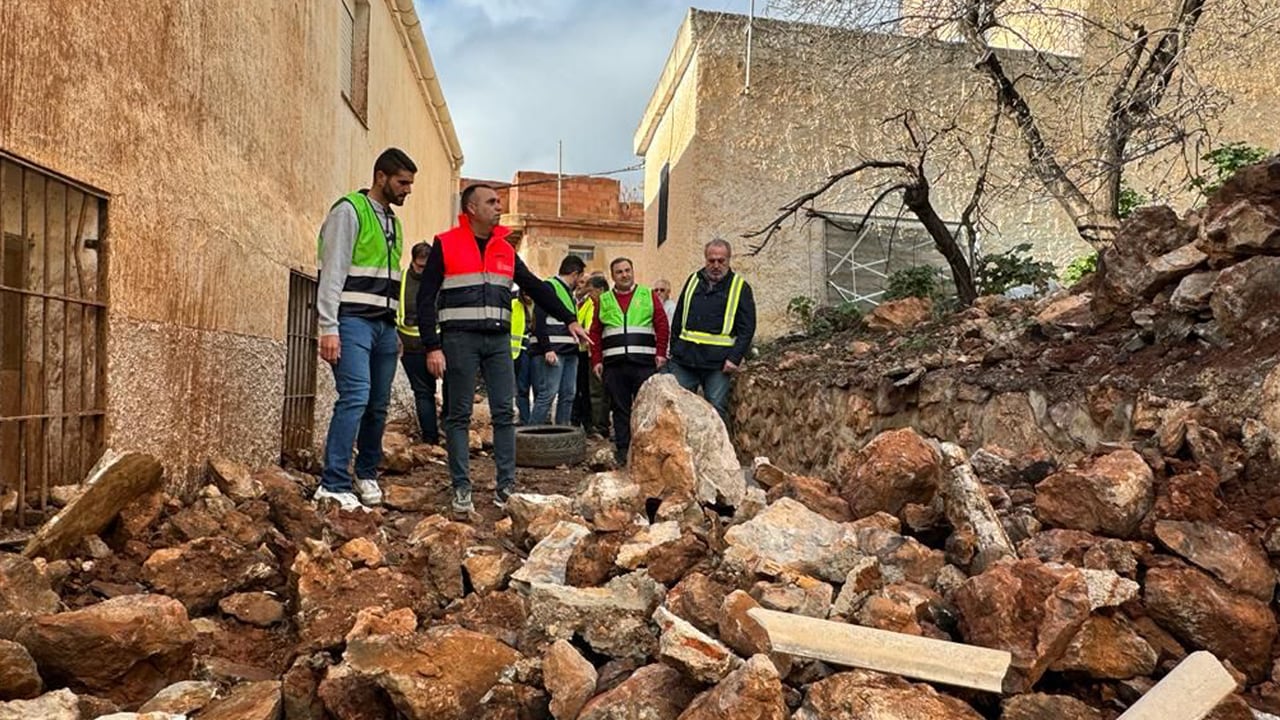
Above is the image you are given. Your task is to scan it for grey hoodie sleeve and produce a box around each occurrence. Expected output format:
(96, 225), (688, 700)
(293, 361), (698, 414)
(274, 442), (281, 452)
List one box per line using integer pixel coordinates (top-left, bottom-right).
(316, 202), (358, 335)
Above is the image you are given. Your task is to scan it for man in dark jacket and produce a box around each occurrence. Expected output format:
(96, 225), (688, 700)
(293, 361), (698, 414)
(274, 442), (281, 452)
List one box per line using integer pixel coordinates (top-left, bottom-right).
(669, 238), (756, 428)
(529, 254), (587, 425)
(396, 241), (441, 445)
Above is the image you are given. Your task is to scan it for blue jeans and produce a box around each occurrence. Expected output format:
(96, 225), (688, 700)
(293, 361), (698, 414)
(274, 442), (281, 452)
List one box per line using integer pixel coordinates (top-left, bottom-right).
(322, 316), (399, 492)
(443, 330), (516, 493)
(530, 351), (578, 425)
(669, 359), (733, 428)
(514, 351), (535, 424)
(399, 351), (440, 444)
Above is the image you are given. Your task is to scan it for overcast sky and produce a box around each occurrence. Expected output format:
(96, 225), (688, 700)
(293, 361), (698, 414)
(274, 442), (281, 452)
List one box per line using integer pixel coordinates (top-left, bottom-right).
(416, 0), (767, 186)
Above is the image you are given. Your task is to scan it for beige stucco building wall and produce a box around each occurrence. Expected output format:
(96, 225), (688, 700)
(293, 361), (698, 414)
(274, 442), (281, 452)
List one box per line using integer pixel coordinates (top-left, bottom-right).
(0, 0), (462, 487)
(634, 11), (1086, 339)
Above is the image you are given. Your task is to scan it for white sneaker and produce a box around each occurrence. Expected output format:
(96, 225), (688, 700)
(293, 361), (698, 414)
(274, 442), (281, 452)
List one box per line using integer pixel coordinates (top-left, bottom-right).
(314, 486), (366, 512)
(354, 477), (383, 506)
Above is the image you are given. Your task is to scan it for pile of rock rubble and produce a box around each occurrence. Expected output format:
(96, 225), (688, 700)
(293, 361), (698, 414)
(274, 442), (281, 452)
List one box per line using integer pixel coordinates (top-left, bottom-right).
(2, 367), (1279, 719)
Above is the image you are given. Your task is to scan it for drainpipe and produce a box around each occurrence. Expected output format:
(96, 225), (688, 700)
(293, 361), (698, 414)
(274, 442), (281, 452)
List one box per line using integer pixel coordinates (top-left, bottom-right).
(389, 0), (465, 171)
(744, 0), (755, 95)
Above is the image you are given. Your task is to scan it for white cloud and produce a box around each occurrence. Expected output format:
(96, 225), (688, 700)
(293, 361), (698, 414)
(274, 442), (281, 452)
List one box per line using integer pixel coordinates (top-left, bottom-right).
(416, 0), (705, 184)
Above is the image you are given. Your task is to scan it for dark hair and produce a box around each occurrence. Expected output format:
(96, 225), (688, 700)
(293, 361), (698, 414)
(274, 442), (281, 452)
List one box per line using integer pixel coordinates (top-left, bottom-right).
(460, 183), (494, 213)
(588, 276), (610, 291)
(559, 255), (587, 275)
(410, 241), (431, 262)
(374, 148), (417, 178)
(609, 257), (633, 272)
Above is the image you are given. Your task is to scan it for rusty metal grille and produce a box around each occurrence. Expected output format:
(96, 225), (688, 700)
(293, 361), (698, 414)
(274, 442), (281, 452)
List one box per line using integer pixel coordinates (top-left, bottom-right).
(281, 270), (319, 462)
(0, 152), (108, 529)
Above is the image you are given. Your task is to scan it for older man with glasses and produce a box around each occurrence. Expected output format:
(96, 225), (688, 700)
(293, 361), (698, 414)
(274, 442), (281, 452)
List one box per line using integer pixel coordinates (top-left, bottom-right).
(653, 278), (677, 327)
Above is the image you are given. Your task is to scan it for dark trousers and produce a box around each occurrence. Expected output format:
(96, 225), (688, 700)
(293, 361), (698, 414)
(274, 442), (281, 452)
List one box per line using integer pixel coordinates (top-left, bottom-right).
(400, 351), (440, 444)
(442, 330), (516, 493)
(572, 350), (593, 428)
(515, 351), (535, 424)
(602, 360), (656, 459)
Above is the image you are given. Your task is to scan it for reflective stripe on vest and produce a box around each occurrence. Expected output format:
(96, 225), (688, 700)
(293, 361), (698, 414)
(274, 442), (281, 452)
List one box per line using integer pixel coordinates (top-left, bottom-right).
(538, 277), (578, 347)
(436, 216), (516, 330)
(510, 299), (528, 358)
(599, 286), (656, 361)
(319, 191), (403, 317)
(678, 273), (745, 347)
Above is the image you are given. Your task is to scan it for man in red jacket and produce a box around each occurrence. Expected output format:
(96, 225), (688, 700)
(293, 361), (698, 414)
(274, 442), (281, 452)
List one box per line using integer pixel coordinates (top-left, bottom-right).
(591, 258), (669, 464)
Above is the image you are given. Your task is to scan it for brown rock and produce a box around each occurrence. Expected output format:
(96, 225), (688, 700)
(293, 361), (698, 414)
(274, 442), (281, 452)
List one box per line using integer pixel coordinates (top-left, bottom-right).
(318, 663), (396, 720)
(678, 654), (787, 720)
(1001, 693), (1104, 720)
(198, 680), (281, 720)
(1205, 695), (1258, 720)
(142, 536), (279, 613)
(753, 577), (833, 619)
(345, 606), (418, 642)
(629, 375), (746, 509)
(544, 640), (597, 720)
(1050, 614), (1157, 679)
(566, 532), (624, 587)
(765, 475), (852, 522)
(111, 490), (168, 545)
(344, 627), (521, 720)
(856, 583), (951, 640)
(578, 664), (699, 720)
(512, 521), (591, 587)
(462, 546), (520, 594)
(576, 471), (645, 532)
(138, 680), (220, 715)
(337, 537), (384, 568)
(382, 482), (434, 512)
(1170, 270), (1221, 312)
(1097, 206), (1190, 308)
(865, 297), (933, 333)
(219, 592), (286, 627)
(208, 458), (264, 502)
(953, 559), (1092, 692)
(379, 430), (418, 473)
(619, 524), (707, 586)
(0, 639), (41, 700)
(16, 594), (196, 707)
(1151, 467), (1224, 523)
(1036, 293), (1097, 335)
(1154, 520), (1275, 600)
(293, 546), (432, 651)
(0, 554), (60, 640)
(280, 655), (327, 720)
(507, 494), (579, 548)
(654, 606), (741, 684)
(667, 572), (732, 635)
(407, 514), (478, 600)
(1144, 562), (1276, 681)
(258, 469), (325, 545)
(1210, 256), (1280, 339)
(441, 591), (527, 649)
(837, 428), (943, 520)
(1034, 450), (1154, 538)
(23, 450), (163, 560)
(856, 525), (946, 587)
(524, 572), (665, 659)
(722, 498), (862, 582)
(1199, 159), (1280, 258)
(794, 669), (983, 719)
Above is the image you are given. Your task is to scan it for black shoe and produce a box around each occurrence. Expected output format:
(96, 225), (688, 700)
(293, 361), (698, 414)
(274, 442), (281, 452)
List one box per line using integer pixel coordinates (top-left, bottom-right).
(494, 486), (513, 508)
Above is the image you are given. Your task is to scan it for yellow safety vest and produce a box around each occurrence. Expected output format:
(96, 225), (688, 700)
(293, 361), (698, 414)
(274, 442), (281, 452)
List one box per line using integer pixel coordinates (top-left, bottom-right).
(678, 273), (745, 347)
(511, 298), (528, 359)
(577, 296), (595, 351)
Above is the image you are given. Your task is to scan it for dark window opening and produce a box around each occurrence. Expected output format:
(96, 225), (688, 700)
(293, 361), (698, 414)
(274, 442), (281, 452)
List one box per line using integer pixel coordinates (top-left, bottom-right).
(656, 162), (670, 247)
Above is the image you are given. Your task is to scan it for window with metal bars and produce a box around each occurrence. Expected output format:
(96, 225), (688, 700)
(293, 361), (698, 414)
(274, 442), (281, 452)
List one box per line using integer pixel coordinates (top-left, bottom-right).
(280, 270), (319, 466)
(0, 152), (108, 531)
(340, 0), (371, 124)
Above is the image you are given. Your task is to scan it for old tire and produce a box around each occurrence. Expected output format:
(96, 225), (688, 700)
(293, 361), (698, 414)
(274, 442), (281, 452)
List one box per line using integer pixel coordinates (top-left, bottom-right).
(515, 425), (587, 468)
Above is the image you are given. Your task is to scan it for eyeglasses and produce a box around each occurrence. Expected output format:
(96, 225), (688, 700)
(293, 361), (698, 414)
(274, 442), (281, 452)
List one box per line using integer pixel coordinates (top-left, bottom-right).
(655, 288), (670, 294)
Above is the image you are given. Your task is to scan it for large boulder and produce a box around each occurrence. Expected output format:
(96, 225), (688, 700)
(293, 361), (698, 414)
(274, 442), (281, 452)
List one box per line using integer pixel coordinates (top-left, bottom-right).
(677, 654), (787, 720)
(1198, 157), (1280, 259)
(543, 640), (597, 720)
(16, 594), (196, 707)
(629, 375), (745, 509)
(23, 450), (163, 560)
(343, 627), (520, 720)
(836, 428), (943, 519)
(576, 471), (646, 532)
(1143, 561), (1276, 681)
(1154, 520), (1275, 600)
(1034, 450), (1153, 538)
(952, 559), (1092, 692)
(723, 498), (862, 582)
(865, 297), (933, 333)
(1096, 206), (1194, 308)
(793, 669), (983, 719)
(524, 571), (665, 659)
(292, 545), (432, 651)
(1209, 255), (1280, 339)
(1049, 615), (1157, 679)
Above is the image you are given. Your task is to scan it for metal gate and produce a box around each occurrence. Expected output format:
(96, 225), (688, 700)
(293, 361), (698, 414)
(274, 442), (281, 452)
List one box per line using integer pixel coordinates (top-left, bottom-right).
(823, 212), (961, 308)
(0, 152), (108, 530)
(280, 270), (319, 463)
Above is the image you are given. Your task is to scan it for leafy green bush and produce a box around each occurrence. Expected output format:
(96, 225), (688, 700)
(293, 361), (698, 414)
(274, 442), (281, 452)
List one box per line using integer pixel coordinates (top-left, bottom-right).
(976, 243), (1056, 296)
(1118, 182), (1147, 219)
(787, 296), (816, 329)
(786, 295), (861, 336)
(1189, 142), (1270, 196)
(884, 266), (945, 301)
(1061, 252), (1098, 285)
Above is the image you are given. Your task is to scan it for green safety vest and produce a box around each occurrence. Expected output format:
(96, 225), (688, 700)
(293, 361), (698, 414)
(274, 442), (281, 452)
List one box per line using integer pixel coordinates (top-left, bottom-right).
(678, 273), (745, 347)
(532, 277), (578, 352)
(599, 286), (656, 362)
(318, 191), (403, 318)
